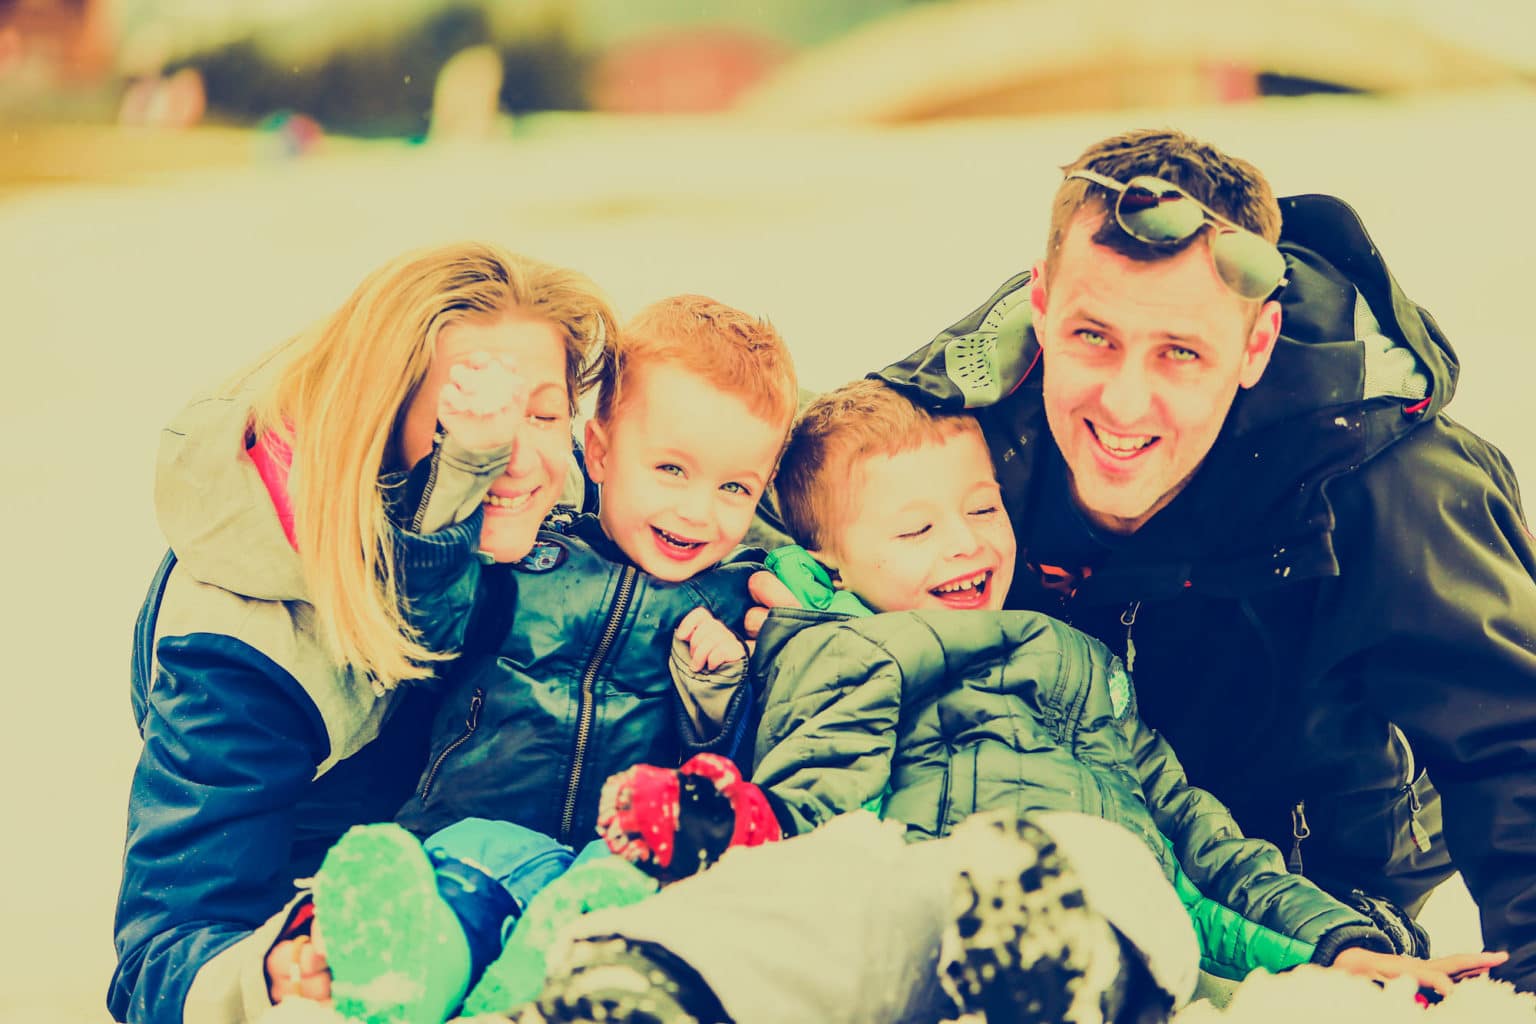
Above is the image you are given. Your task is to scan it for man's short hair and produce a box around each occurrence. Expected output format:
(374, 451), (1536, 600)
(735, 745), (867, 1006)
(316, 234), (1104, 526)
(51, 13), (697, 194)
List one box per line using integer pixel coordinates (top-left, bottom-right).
(593, 294), (798, 429)
(1045, 128), (1281, 280)
(776, 378), (983, 555)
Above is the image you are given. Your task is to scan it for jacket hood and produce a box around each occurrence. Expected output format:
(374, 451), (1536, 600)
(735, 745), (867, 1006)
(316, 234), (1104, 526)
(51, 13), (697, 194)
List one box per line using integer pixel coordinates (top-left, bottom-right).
(155, 386), (309, 602)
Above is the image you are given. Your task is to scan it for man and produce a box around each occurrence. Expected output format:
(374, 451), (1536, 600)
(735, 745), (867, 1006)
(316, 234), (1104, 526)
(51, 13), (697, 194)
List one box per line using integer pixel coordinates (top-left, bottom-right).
(860, 128), (1536, 990)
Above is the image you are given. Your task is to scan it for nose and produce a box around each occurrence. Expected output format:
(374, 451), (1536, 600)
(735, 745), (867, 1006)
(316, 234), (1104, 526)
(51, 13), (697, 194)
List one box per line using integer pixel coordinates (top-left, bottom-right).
(674, 483), (713, 526)
(1098, 355), (1153, 426)
(503, 435), (539, 479)
(936, 516), (982, 559)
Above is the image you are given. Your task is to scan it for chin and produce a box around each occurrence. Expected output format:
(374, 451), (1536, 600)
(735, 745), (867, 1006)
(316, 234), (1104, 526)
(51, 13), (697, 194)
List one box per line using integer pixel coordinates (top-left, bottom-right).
(478, 522), (540, 564)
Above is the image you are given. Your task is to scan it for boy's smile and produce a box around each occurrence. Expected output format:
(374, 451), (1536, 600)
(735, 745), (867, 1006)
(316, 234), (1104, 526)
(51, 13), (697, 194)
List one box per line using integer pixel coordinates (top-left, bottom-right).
(819, 424), (1016, 614)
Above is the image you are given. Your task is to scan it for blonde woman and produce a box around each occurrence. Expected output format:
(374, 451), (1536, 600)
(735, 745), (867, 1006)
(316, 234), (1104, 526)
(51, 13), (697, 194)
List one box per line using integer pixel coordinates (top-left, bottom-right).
(109, 242), (616, 1024)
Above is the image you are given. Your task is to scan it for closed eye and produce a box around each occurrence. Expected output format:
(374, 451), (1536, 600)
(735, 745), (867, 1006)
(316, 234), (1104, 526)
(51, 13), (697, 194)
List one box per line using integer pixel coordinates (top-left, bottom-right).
(896, 524), (931, 539)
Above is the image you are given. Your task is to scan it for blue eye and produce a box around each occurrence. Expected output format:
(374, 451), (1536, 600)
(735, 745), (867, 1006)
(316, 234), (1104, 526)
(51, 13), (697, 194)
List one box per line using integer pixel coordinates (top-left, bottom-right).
(721, 481), (751, 497)
(658, 464), (684, 477)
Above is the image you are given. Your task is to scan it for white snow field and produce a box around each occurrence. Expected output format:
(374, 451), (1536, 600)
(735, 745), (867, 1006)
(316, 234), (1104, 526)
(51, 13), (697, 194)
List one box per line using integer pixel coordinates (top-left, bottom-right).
(1, 87), (1531, 1021)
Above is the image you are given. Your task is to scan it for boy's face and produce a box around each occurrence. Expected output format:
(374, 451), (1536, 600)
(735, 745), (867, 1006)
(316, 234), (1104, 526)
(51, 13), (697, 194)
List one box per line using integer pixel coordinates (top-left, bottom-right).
(819, 426), (1016, 614)
(585, 361), (786, 582)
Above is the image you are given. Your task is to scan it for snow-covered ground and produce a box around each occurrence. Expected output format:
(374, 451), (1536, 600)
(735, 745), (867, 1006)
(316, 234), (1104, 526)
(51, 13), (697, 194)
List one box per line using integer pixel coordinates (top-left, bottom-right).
(2, 88), (1530, 1021)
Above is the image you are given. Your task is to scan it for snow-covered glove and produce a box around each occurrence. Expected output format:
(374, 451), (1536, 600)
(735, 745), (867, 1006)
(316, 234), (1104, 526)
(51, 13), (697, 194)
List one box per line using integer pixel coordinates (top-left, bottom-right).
(597, 753), (783, 883)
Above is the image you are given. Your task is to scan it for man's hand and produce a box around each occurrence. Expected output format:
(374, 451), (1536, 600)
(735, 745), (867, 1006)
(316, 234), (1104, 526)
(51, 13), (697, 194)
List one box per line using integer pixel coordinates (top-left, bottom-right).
(1329, 946), (1508, 997)
(742, 570), (802, 639)
(264, 931), (331, 1004)
(437, 351), (530, 455)
(675, 607), (745, 672)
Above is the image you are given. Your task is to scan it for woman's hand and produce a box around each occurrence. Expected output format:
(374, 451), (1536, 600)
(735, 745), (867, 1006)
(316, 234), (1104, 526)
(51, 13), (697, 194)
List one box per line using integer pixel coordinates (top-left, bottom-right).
(265, 931), (331, 1004)
(437, 351), (530, 455)
(1329, 946), (1508, 997)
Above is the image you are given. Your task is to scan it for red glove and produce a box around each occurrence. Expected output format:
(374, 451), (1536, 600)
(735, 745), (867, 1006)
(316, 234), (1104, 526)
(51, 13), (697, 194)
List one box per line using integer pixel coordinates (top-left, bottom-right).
(598, 753), (782, 882)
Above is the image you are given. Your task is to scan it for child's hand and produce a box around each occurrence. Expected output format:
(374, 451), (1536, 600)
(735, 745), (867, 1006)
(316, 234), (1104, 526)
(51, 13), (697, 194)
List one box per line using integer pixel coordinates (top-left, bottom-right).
(742, 571), (802, 639)
(676, 607), (746, 672)
(1329, 946), (1508, 997)
(265, 931), (331, 1004)
(436, 351), (530, 455)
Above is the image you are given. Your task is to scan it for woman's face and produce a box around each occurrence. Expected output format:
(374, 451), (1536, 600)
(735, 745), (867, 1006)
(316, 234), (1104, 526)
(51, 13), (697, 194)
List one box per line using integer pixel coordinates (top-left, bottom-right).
(395, 312), (573, 562)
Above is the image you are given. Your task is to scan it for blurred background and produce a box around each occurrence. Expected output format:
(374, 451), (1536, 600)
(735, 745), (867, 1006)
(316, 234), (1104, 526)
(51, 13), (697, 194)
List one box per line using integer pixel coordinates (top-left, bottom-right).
(1, 1), (1533, 1020)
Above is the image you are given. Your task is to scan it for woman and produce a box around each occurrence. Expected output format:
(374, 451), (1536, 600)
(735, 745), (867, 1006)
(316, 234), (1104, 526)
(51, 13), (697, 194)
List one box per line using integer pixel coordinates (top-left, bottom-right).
(109, 242), (616, 1024)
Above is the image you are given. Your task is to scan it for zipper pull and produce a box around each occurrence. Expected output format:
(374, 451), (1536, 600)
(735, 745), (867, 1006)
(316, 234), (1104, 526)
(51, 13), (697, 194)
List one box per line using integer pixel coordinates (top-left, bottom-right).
(1407, 783), (1431, 853)
(466, 689), (484, 730)
(1120, 602), (1141, 674)
(1288, 800), (1310, 874)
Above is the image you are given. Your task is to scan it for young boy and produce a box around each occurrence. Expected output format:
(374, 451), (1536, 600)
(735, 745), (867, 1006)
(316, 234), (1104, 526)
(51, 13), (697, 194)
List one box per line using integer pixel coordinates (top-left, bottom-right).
(291, 295), (799, 1024)
(530, 379), (1501, 1024)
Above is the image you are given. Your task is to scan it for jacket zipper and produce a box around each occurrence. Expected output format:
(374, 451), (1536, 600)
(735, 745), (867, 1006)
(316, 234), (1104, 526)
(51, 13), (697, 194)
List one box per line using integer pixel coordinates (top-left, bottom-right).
(409, 429), (446, 533)
(1390, 723), (1432, 853)
(1120, 601), (1141, 673)
(1288, 799), (1310, 873)
(558, 565), (637, 844)
(419, 688), (484, 800)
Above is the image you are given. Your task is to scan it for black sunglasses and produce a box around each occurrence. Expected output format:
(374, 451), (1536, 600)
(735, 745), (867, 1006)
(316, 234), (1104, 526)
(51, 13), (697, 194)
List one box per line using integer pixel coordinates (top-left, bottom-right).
(1066, 169), (1287, 300)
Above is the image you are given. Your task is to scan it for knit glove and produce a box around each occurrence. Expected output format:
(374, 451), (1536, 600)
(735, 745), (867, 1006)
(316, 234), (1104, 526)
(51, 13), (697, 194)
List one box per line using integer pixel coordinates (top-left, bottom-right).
(597, 753), (783, 883)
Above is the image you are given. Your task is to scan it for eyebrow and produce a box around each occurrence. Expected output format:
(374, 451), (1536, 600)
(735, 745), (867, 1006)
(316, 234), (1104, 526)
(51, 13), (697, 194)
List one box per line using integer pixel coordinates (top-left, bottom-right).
(1064, 310), (1205, 347)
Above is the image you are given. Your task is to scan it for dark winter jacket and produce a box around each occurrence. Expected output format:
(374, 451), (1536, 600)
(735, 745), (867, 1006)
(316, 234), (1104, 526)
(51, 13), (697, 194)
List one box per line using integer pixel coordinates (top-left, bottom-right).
(877, 194), (1536, 988)
(111, 388), (471, 1024)
(751, 607), (1391, 978)
(395, 513), (760, 848)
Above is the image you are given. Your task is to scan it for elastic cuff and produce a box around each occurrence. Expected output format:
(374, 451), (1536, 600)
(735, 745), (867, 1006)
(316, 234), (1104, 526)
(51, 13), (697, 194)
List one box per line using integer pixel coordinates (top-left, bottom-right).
(1311, 925), (1395, 965)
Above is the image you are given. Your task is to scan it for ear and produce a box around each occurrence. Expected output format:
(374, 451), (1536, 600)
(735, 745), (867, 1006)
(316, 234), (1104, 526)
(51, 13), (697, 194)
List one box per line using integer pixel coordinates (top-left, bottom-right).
(583, 418), (612, 484)
(1029, 260), (1049, 321)
(1238, 299), (1283, 390)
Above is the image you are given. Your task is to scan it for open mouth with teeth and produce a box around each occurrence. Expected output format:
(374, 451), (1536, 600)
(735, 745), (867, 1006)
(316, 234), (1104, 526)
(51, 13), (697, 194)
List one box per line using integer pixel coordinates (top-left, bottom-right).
(929, 570), (994, 609)
(485, 489), (538, 513)
(651, 525), (706, 561)
(1088, 421), (1158, 459)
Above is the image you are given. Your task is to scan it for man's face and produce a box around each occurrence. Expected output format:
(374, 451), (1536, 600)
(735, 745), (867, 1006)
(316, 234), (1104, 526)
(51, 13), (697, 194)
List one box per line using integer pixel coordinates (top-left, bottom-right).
(1032, 214), (1282, 534)
(820, 425), (1017, 614)
(584, 360), (786, 582)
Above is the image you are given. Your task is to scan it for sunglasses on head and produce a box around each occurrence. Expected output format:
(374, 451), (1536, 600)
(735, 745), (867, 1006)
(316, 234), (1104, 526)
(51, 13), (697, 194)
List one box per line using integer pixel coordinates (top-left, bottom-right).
(1065, 168), (1287, 301)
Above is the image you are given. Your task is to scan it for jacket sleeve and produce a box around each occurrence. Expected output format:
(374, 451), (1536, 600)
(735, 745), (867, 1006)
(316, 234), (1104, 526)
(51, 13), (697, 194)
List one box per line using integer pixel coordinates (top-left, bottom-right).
(748, 613), (904, 835)
(1324, 422), (1536, 988)
(388, 434), (509, 658)
(1123, 702), (1390, 977)
(110, 634), (329, 1024)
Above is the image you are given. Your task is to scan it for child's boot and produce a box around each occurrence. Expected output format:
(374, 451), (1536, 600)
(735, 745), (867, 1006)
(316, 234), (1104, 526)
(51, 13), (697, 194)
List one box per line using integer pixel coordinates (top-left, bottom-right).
(938, 812), (1144, 1024)
(461, 855), (658, 1015)
(312, 823), (475, 1024)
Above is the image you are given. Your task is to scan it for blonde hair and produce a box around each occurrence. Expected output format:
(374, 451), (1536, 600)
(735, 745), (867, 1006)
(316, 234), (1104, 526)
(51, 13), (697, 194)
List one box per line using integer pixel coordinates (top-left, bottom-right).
(591, 294), (798, 430)
(235, 241), (616, 689)
(777, 379), (982, 555)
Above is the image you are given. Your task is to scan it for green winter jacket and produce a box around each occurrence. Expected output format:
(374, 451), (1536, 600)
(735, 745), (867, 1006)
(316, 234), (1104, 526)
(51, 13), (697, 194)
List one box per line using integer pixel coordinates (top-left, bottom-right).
(750, 607), (1390, 979)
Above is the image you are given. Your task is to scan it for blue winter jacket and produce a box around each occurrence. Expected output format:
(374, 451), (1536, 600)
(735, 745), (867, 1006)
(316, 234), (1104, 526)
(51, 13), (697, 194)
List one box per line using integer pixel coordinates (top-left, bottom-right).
(111, 389), (478, 1024)
(395, 513), (760, 848)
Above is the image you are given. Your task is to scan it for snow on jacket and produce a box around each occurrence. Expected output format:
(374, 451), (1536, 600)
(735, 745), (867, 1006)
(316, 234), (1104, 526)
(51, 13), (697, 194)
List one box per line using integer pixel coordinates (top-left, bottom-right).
(876, 193), (1536, 988)
(111, 387), (473, 1024)
(750, 607), (1391, 978)
(395, 513), (760, 848)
